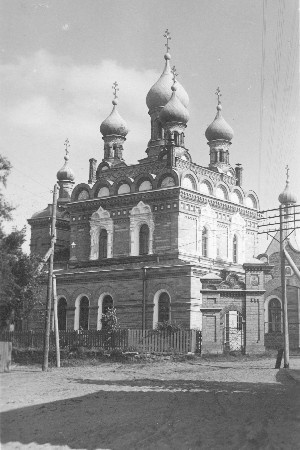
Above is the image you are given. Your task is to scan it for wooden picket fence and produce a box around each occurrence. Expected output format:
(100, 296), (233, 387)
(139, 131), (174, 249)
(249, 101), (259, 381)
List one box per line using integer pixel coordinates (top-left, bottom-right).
(0, 329), (201, 354)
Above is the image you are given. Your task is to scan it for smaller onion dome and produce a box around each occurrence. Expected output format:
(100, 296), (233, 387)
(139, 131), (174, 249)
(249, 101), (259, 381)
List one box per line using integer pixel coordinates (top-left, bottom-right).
(205, 89), (234, 142)
(57, 142), (75, 182)
(159, 83), (189, 125)
(278, 167), (297, 205)
(100, 98), (128, 137)
(30, 204), (66, 220)
(146, 53), (189, 112)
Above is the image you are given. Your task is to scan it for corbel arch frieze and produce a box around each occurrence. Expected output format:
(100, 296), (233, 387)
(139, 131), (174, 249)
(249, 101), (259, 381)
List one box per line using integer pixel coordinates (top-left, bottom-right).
(89, 206), (113, 260)
(129, 201), (155, 256)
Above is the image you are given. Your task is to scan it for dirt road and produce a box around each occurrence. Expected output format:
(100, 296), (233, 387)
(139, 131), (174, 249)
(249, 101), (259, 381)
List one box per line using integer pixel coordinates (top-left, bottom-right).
(1, 357), (300, 449)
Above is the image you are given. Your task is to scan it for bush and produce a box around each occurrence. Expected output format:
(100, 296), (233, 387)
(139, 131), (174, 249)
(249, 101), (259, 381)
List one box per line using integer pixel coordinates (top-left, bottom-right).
(155, 321), (184, 333)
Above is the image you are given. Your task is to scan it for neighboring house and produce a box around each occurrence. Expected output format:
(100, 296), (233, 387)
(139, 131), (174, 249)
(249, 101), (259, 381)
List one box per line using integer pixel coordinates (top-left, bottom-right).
(263, 232), (300, 351)
(27, 45), (272, 354)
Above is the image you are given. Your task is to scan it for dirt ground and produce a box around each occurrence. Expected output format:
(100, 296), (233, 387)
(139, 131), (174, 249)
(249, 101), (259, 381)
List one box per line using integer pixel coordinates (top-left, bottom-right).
(1, 356), (300, 450)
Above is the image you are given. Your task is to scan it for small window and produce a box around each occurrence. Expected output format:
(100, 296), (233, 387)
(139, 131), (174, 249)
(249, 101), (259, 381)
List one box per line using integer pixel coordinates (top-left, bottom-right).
(78, 190), (89, 201)
(215, 186), (226, 200)
(99, 229), (108, 259)
(117, 183), (130, 195)
(139, 224), (149, 255)
(158, 292), (170, 323)
(58, 298), (67, 331)
(79, 297), (89, 330)
(97, 186), (110, 198)
(182, 176), (195, 191)
(200, 182), (211, 195)
(138, 180), (152, 192)
(160, 176), (175, 188)
(202, 227), (208, 257)
(233, 235), (238, 263)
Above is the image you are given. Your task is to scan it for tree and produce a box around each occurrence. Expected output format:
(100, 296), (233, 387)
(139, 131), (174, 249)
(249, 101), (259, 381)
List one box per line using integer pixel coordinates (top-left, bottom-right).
(0, 155), (45, 330)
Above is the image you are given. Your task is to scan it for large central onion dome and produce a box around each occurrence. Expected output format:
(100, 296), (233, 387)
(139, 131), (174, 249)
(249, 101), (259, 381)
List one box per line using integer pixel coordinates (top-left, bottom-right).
(205, 102), (234, 142)
(100, 98), (129, 137)
(146, 53), (189, 112)
(159, 84), (189, 125)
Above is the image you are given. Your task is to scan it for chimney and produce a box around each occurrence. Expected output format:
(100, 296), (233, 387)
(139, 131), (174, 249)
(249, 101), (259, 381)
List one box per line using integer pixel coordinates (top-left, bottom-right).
(88, 158), (97, 184)
(235, 163), (243, 187)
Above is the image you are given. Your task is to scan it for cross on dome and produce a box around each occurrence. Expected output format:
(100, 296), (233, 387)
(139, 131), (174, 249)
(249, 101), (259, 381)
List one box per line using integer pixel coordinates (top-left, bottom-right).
(112, 81), (119, 100)
(163, 29), (171, 53)
(285, 164), (290, 182)
(171, 65), (178, 84)
(215, 87), (222, 105)
(64, 138), (70, 159)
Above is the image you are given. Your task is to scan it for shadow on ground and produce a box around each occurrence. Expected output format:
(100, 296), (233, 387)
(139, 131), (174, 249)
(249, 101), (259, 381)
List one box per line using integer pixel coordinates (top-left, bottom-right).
(1, 375), (299, 450)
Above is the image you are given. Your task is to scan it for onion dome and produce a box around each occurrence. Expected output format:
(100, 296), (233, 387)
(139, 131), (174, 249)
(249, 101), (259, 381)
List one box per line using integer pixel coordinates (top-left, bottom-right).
(205, 89), (234, 142)
(57, 141), (75, 182)
(29, 204), (66, 220)
(146, 53), (189, 112)
(159, 83), (189, 125)
(100, 98), (128, 137)
(278, 167), (297, 205)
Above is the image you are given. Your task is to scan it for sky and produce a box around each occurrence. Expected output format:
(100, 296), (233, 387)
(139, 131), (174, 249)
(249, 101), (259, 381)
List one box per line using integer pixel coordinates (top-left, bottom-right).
(1, 0), (299, 253)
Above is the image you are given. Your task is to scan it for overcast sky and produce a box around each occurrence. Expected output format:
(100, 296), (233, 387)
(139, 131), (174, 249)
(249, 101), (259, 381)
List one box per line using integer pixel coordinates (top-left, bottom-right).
(1, 0), (299, 252)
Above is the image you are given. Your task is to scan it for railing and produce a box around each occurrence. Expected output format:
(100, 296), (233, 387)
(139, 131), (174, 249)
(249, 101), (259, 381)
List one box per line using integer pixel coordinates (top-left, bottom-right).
(0, 329), (201, 354)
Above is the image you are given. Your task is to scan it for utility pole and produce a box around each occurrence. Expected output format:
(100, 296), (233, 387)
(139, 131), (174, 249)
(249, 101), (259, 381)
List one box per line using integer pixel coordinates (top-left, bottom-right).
(258, 167), (299, 368)
(279, 205), (289, 368)
(52, 275), (60, 368)
(42, 184), (58, 371)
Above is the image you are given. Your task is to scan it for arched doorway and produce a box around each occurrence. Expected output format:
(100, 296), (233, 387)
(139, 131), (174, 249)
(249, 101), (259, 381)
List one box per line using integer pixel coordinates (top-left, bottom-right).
(58, 298), (67, 331)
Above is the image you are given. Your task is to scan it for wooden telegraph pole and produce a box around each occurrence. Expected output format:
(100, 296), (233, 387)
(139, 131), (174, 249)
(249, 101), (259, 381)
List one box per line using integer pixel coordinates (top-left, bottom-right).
(42, 184), (58, 371)
(279, 205), (289, 368)
(52, 275), (60, 368)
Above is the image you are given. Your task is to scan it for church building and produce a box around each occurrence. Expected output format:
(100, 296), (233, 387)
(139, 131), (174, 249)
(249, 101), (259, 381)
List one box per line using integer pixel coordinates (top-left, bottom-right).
(28, 35), (273, 354)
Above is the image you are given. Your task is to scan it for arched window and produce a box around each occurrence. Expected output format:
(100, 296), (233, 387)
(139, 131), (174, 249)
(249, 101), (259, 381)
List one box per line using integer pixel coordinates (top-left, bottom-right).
(79, 297), (89, 330)
(138, 180), (152, 192)
(102, 295), (113, 315)
(97, 186), (110, 198)
(158, 292), (170, 323)
(139, 224), (149, 255)
(202, 227), (208, 257)
(58, 298), (67, 331)
(268, 298), (282, 332)
(99, 229), (108, 259)
(233, 235), (238, 263)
